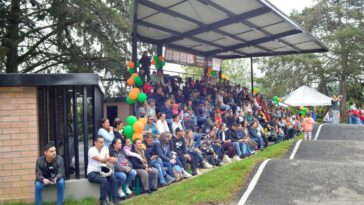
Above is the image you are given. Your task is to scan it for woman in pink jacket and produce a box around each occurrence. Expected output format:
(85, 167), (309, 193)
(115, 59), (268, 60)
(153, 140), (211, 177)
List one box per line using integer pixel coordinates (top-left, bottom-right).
(302, 112), (315, 140)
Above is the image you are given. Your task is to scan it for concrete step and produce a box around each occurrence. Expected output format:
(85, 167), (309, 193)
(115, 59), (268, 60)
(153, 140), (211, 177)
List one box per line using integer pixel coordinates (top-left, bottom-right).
(244, 159), (364, 205)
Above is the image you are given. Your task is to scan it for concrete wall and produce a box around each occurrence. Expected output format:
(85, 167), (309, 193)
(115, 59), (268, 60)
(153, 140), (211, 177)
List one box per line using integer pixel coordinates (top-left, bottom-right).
(0, 87), (39, 203)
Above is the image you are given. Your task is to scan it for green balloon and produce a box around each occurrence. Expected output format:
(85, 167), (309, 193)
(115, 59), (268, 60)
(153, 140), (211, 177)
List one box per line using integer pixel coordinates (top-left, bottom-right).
(274, 96), (278, 100)
(303, 107), (308, 113)
(126, 96), (136, 105)
(128, 68), (134, 74)
(126, 115), (138, 126)
(153, 55), (159, 62)
(136, 61), (140, 68)
(137, 93), (147, 103)
(123, 125), (134, 139)
(211, 71), (217, 76)
(134, 76), (143, 87)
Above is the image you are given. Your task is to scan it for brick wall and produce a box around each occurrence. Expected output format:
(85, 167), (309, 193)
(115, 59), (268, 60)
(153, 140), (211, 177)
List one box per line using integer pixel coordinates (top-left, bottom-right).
(0, 87), (39, 203)
(104, 102), (131, 122)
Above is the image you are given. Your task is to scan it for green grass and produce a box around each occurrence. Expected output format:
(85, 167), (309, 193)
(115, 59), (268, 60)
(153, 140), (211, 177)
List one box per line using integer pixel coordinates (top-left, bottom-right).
(7, 135), (301, 205)
(124, 136), (300, 205)
(4, 198), (97, 205)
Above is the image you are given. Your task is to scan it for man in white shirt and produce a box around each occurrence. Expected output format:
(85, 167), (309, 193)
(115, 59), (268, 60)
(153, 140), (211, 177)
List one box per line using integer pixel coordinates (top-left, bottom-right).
(87, 136), (119, 205)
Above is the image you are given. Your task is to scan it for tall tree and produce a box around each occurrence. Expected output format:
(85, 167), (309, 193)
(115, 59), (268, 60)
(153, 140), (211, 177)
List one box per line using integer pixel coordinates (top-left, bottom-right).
(0, 0), (142, 96)
(258, 0), (364, 121)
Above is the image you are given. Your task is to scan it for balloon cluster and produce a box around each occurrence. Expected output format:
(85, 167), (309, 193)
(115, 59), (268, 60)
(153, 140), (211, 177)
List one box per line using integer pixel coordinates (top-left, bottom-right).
(273, 96), (283, 105)
(253, 87), (259, 95)
(127, 61), (140, 75)
(123, 115), (147, 142)
(207, 67), (218, 77)
(151, 56), (165, 70)
(127, 73), (143, 88)
(126, 88), (147, 105)
(299, 106), (308, 116)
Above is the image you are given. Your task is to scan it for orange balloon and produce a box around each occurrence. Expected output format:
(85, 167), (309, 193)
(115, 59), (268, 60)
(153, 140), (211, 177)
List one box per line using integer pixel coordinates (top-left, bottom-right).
(127, 61), (135, 69)
(139, 118), (147, 126)
(127, 78), (134, 86)
(132, 133), (143, 141)
(151, 60), (156, 65)
(133, 121), (145, 133)
(129, 91), (138, 101)
(158, 56), (164, 61)
(131, 88), (140, 94)
(131, 73), (138, 79)
(208, 67), (213, 72)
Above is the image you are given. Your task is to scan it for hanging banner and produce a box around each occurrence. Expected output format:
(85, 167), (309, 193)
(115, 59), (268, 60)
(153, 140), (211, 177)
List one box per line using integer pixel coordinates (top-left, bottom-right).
(212, 58), (222, 71)
(164, 47), (216, 68)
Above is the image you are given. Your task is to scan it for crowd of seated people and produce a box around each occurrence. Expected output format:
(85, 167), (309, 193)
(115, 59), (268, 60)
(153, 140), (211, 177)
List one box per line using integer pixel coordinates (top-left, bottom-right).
(93, 74), (304, 204)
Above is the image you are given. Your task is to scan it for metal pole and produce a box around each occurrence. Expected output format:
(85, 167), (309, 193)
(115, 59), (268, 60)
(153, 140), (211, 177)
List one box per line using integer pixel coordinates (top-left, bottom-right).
(62, 87), (70, 179)
(131, 0), (139, 65)
(250, 57), (254, 95)
(52, 87), (58, 151)
(82, 86), (89, 178)
(203, 57), (208, 77)
(73, 86), (80, 179)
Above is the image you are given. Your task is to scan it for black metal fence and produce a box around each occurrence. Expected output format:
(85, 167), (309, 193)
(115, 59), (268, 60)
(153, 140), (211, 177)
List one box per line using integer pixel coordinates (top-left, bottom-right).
(38, 85), (104, 179)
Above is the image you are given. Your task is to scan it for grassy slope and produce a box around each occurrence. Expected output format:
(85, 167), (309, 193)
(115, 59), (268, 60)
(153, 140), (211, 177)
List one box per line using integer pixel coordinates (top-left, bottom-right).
(7, 136), (301, 205)
(124, 137), (299, 205)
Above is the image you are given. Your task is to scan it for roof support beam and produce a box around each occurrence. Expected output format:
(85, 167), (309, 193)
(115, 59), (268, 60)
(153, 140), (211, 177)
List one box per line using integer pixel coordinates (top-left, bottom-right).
(205, 29), (301, 56)
(137, 20), (248, 56)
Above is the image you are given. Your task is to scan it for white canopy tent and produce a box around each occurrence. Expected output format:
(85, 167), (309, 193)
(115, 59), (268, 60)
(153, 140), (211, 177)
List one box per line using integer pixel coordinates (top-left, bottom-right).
(283, 85), (332, 107)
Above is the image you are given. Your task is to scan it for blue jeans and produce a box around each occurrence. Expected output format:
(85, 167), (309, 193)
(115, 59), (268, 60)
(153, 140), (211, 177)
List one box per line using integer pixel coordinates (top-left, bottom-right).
(88, 171), (118, 201)
(275, 134), (284, 144)
(163, 161), (174, 177)
(194, 133), (202, 147)
(252, 136), (265, 149)
(241, 143), (252, 155)
(232, 142), (242, 157)
(35, 178), (64, 205)
(151, 158), (167, 184)
(114, 169), (136, 188)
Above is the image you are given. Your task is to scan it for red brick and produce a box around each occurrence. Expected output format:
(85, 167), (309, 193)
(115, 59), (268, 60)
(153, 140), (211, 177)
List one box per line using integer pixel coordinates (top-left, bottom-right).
(2, 176), (21, 182)
(0, 171), (11, 177)
(0, 146), (11, 152)
(3, 164), (21, 171)
(20, 162), (36, 169)
(19, 104), (37, 110)
(2, 116), (20, 122)
(20, 138), (38, 145)
(2, 140), (21, 146)
(10, 122), (29, 128)
(12, 180), (33, 188)
(0, 92), (19, 98)
(0, 110), (11, 117)
(11, 145), (37, 151)
(2, 128), (20, 134)
(9, 169), (28, 175)
(9, 87), (24, 92)
(2, 152), (20, 158)
(21, 151), (38, 157)
(11, 157), (33, 163)
(11, 133), (27, 139)
(20, 127), (37, 133)
(0, 158), (12, 164)
(0, 122), (11, 128)
(1, 104), (20, 110)
(27, 120), (38, 128)
(19, 115), (37, 122)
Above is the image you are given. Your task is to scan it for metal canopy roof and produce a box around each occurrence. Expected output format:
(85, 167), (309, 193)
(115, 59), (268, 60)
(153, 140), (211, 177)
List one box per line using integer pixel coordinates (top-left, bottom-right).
(134, 0), (327, 59)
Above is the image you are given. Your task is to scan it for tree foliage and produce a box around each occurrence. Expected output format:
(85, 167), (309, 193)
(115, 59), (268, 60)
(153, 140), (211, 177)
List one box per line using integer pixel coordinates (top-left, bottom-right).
(0, 0), (146, 96)
(258, 0), (364, 119)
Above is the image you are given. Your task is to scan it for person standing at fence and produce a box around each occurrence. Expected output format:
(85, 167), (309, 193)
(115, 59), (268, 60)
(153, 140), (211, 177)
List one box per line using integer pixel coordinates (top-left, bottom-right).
(35, 142), (65, 205)
(302, 113), (315, 140)
(331, 95), (342, 123)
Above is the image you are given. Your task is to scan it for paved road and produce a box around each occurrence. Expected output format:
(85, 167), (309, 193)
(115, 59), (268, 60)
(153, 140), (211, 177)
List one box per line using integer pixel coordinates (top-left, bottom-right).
(240, 124), (364, 205)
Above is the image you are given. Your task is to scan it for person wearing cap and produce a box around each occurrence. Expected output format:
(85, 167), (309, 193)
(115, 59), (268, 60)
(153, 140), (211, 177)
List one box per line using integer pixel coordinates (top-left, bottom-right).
(87, 136), (119, 205)
(35, 142), (65, 205)
(144, 115), (159, 142)
(172, 127), (197, 176)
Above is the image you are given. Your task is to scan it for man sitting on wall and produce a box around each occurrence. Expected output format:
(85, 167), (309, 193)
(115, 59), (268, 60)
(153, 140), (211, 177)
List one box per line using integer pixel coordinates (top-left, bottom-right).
(35, 142), (65, 205)
(87, 135), (120, 205)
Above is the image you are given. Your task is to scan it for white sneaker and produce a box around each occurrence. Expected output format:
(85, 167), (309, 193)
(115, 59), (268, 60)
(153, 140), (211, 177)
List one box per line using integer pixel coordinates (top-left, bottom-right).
(223, 155), (232, 163)
(196, 169), (202, 175)
(233, 155), (240, 161)
(183, 170), (192, 178)
(203, 161), (213, 169)
(125, 186), (132, 195)
(118, 188), (125, 198)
